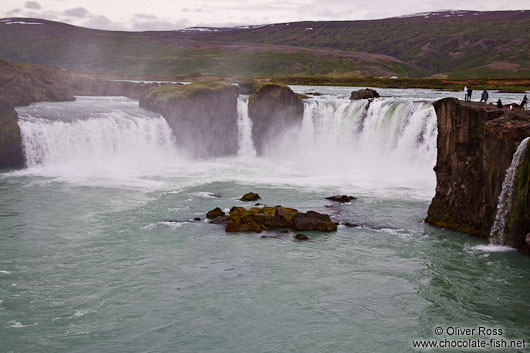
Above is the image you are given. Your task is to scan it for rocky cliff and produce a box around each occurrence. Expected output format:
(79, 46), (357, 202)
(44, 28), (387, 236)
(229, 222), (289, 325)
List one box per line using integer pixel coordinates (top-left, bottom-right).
(139, 82), (240, 158)
(248, 83), (304, 155)
(426, 98), (530, 254)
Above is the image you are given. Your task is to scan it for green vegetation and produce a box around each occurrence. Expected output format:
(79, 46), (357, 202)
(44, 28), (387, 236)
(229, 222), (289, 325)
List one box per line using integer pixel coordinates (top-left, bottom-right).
(144, 81), (234, 103)
(272, 76), (530, 92)
(1, 12), (529, 79)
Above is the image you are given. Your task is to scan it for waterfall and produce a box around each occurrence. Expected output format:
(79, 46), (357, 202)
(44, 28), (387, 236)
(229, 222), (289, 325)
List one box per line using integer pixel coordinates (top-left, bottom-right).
(263, 96), (438, 186)
(490, 137), (530, 245)
(236, 95), (256, 157)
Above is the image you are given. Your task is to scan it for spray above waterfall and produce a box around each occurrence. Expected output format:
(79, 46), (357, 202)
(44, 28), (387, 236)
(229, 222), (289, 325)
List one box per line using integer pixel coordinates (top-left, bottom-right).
(15, 94), (438, 196)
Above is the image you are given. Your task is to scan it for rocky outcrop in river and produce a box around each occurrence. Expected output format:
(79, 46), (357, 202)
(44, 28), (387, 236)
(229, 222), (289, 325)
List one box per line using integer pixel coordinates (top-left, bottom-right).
(426, 98), (530, 254)
(139, 81), (240, 158)
(248, 83), (304, 155)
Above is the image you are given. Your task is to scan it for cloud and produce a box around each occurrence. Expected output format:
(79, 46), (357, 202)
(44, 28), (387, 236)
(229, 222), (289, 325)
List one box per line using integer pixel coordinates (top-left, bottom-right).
(132, 19), (188, 31)
(83, 15), (125, 30)
(63, 7), (90, 18)
(24, 1), (41, 10)
(6, 9), (22, 16)
(134, 13), (157, 20)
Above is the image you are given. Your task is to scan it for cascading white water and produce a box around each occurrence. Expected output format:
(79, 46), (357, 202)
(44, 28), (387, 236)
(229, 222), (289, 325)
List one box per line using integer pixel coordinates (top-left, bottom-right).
(15, 97), (181, 185)
(236, 95), (256, 157)
(263, 96), (438, 189)
(490, 137), (530, 245)
(15, 95), (438, 195)
(19, 111), (177, 167)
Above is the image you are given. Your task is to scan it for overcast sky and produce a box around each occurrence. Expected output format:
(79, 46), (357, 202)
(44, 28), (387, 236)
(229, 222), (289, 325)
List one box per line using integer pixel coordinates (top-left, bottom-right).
(1, 0), (528, 30)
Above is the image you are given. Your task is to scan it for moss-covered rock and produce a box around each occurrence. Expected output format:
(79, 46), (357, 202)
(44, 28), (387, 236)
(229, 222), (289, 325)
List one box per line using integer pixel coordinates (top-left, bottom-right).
(140, 81), (240, 158)
(248, 83), (304, 155)
(225, 206), (300, 233)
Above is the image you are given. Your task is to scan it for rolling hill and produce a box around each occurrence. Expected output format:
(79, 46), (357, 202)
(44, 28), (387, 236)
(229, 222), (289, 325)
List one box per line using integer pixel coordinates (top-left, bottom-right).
(0, 10), (529, 79)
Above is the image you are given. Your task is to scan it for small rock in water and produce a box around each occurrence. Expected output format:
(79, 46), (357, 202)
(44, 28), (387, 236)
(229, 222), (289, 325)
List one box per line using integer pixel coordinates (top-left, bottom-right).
(206, 207), (225, 219)
(344, 222), (358, 228)
(193, 217), (201, 221)
(293, 211), (337, 231)
(326, 195), (356, 203)
(295, 233), (309, 241)
(255, 202), (263, 206)
(241, 192), (261, 201)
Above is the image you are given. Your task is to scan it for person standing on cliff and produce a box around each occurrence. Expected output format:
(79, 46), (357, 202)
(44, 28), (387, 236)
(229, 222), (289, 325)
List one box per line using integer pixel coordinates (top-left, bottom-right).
(522, 95), (528, 110)
(480, 90), (489, 103)
(467, 87), (473, 102)
(464, 86), (468, 101)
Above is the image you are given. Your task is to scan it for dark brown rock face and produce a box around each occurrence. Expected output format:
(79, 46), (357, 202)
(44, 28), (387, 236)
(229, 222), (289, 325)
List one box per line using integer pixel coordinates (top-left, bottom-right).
(248, 83), (304, 155)
(0, 103), (24, 169)
(426, 98), (530, 254)
(240, 192), (261, 201)
(140, 82), (239, 158)
(206, 207), (225, 219)
(349, 88), (380, 100)
(293, 211), (337, 231)
(326, 195), (356, 203)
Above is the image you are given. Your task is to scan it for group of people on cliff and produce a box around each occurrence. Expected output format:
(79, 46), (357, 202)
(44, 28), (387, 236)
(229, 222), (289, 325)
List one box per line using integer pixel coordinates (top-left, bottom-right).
(464, 86), (527, 110)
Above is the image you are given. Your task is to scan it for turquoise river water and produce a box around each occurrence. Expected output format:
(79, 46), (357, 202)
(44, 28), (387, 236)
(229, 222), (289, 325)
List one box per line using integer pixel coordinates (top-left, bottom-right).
(0, 87), (529, 352)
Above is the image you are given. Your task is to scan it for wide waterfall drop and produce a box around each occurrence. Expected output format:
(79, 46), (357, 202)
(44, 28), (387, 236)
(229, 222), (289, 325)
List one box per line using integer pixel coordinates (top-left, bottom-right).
(490, 137), (530, 245)
(16, 97), (180, 184)
(263, 96), (438, 194)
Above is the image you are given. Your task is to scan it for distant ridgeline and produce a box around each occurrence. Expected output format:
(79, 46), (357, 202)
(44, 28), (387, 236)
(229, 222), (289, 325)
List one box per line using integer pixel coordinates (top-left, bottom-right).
(0, 10), (530, 78)
(426, 98), (530, 254)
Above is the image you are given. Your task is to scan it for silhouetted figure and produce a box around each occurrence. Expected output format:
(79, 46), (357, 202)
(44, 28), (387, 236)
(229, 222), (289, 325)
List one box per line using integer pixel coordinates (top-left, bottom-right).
(464, 86), (468, 101)
(497, 99), (503, 109)
(522, 95), (528, 110)
(467, 87), (473, 102)
(480, 90), (489, 103)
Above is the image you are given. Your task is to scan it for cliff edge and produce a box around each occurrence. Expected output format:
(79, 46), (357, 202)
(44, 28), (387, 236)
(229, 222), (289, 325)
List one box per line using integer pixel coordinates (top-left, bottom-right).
(426, 98), (530, 254)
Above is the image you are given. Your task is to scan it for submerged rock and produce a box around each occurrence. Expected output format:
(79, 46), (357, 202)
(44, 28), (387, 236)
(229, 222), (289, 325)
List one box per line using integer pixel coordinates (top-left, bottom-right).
(206, 207), (225, 219)
(344, 222), (358, 228)
(248, 83), (304, 155)
(292, 211), (337, 232)
(326, 195), (356, 203)
(241, 192), (261, 201)
(349, 88), (380, 100)
(295, 233), (309, 241)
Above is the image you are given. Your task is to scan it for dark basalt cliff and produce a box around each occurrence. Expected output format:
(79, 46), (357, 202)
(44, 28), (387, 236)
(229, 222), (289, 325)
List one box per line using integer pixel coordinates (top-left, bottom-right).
(0, 59), (163, 169)
(139, 82), (240, 158)
(426, 98), (530, 254)
(248, 83), (304, 155)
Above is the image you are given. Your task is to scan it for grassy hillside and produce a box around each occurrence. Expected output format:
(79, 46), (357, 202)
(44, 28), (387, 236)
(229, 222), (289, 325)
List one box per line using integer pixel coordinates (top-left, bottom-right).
(0, 10), (529, 79)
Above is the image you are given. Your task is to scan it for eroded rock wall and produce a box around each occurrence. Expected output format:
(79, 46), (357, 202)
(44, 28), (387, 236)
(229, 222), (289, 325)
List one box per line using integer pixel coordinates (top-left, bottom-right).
(426, 97), (530, 253)
(139, 82), (240, 158)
